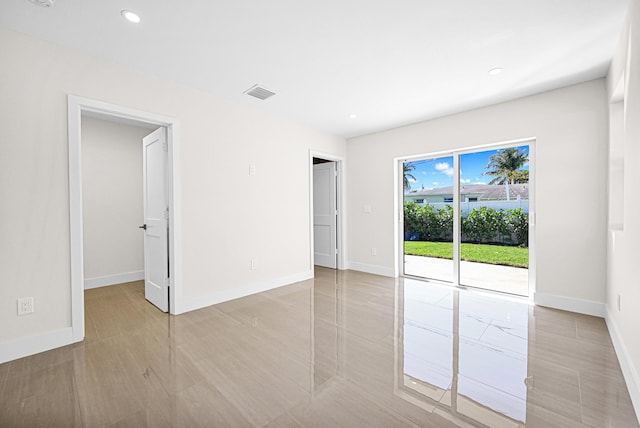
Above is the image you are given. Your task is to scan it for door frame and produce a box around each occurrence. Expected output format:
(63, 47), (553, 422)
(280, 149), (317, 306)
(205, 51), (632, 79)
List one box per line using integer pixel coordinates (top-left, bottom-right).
(68, 95), (182, 343)
(309, 150), (347, 271)
(395, 137), (536, 298)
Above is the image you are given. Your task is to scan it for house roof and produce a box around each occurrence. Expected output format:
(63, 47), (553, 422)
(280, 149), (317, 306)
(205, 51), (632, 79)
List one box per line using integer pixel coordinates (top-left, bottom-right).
(407, 183), (529, 200)
(0, 1), (628, 138)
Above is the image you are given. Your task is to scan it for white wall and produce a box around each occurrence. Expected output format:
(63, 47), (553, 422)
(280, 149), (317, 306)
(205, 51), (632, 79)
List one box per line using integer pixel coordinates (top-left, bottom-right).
(81, 117), (150, 287)
(347, 79), (609, 309)
(606, 0), (640, 417)
(0, 28), (346, 350)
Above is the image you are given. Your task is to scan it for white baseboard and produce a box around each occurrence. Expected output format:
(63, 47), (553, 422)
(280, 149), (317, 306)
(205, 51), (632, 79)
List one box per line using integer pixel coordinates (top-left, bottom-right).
(84, 270), (144, 289)
(533, 292), (605, 317)
(177, 270), (314, 314)
(0, 327), (77, 364)
(605, 309), (640, 423)
(347, 261), (396, 278)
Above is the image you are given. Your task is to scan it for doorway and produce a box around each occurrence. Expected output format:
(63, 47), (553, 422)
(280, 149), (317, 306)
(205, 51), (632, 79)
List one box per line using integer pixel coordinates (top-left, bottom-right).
(68, 95), (181, 343)
(309, 151), (346, 271)
(400, 140), (535, 297)
(81, 116), (153, 292)
(313, 158), (337, 269)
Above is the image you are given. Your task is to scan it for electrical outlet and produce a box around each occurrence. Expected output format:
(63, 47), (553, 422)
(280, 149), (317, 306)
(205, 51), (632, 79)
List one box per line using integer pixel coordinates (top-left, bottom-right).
(249, 163), (256, 176)
(17, 297), (34, 315)
(371, 247), (377, 256)
(251, 259), (256, 270)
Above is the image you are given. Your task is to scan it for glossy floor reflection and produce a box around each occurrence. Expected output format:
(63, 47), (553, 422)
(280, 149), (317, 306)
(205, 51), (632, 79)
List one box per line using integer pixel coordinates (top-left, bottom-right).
(0, 269), (638, 427)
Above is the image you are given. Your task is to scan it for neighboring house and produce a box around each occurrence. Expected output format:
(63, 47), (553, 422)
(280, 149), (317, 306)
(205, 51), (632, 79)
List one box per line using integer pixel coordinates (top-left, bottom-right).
(405, 184), (529, 214)
(406, 183), (529, 203)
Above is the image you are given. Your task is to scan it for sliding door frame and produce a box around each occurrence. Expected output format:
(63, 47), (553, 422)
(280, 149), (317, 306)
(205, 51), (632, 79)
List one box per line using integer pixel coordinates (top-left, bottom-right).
(396, 138), (536, 298)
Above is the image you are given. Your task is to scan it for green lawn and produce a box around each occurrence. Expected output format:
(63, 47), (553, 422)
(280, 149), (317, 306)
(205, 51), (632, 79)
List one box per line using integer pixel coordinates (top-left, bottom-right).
(404, 241), (528, 268)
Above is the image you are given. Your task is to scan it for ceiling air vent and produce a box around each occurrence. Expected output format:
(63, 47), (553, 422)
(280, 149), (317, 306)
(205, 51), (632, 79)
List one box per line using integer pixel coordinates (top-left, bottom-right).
(244, 84), (276, 100)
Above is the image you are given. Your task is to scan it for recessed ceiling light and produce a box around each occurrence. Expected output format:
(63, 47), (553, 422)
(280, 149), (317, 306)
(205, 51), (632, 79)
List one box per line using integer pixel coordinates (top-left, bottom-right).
(348, 113), (357, 119)
(121, 10), (141, 23)
(488, 67), (503, 76)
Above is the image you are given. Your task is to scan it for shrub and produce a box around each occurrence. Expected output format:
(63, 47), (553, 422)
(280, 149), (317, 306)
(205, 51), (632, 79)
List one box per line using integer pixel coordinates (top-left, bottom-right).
(403, 202), (422, 236)
(435, 204), (454, 241)
(404, 202), (528, 246)
(404, 202), (453, 242)
(504, 208), (528, 246)
(463, 206), (503, 243)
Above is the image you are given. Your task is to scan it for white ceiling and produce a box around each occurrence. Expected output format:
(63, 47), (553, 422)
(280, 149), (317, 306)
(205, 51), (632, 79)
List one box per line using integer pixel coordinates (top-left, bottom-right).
(0, 0), (629, 138)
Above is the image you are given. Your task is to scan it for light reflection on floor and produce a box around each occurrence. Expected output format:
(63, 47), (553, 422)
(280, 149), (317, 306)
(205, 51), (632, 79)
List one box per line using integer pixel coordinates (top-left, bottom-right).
(399, 278), (530, 425)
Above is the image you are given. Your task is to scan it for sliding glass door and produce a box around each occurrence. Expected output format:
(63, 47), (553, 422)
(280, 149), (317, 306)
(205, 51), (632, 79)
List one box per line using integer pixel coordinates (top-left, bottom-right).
(402, 142), (532, 296)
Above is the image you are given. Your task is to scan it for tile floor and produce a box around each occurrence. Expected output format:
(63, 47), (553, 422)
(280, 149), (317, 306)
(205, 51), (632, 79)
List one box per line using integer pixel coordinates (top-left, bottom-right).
(0, 268), (637, 427)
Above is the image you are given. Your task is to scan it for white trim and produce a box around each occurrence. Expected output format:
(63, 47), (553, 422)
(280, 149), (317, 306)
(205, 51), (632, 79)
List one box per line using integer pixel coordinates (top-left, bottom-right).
(84, 270), (145, 289)
(309, 151), (347, 271)
(167, 121), (183, 314)
(67, 97), (84, 343)
(67, 95), (182, 347)
(393, 160), (401, 277)
(453, 153), (460, 284)
(400, 137), (536, 162)
(605, 310), (640, 423)
(178, 270), (314, 314)
(348, 261), (396, 278)
(0, 328), (74, 364)
(533, 292), (606, 317)
(527, 140), (537, 299)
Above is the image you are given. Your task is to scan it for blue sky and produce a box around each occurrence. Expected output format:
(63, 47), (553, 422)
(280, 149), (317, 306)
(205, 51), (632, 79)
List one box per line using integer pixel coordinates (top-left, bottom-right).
(404, 146), (529, 193)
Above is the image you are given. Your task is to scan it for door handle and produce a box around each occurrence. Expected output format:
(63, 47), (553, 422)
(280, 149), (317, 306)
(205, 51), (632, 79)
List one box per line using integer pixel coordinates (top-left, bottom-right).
(139, 224), (147, 230)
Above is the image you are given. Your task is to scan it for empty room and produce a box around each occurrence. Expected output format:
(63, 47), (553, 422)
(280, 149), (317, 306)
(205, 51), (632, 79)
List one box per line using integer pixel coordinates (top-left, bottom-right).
(1, 0), (639, 426)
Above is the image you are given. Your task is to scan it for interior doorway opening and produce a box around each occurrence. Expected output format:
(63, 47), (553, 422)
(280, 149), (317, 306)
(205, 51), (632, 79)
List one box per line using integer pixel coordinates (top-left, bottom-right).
(309, 151), (346, 272)
(81, 115), (155, 293)
(313, 158), (338, 269)
(80, 116), (169, 311)
(68, 95), (181, 343)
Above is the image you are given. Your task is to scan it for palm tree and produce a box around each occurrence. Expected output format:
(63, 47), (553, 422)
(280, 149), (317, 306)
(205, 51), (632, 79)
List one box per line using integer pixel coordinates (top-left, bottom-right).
(403, 163), (416, 191)
(484, 148), (528, 184)
(484, 148), (528, 199)
(511, 169), (529, 184)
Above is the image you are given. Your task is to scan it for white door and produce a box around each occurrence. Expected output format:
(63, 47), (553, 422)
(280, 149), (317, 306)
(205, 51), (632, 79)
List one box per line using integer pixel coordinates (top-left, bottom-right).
(313, 162), (337, 268)
(142, 127), (169, 312)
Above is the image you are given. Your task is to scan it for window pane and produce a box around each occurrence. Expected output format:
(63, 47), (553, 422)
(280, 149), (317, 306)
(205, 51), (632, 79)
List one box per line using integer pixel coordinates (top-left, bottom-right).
(403, 156), (454, 283)
(459, 146), (529, 295)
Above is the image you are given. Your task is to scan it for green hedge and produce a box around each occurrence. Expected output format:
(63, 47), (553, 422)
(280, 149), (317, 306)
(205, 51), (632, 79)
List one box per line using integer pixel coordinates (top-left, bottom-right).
(404, 202), (528, 246)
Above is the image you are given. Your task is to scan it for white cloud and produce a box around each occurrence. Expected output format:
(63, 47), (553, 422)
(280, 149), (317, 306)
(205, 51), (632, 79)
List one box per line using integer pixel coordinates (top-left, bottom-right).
(473, 181), (486, 185)
(461, 178), (471, 184)
(422, 171), (427, 175)
(432, 181), (439, 186)
(435, 162), (454, 177)
(408, 177), (417, 182)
